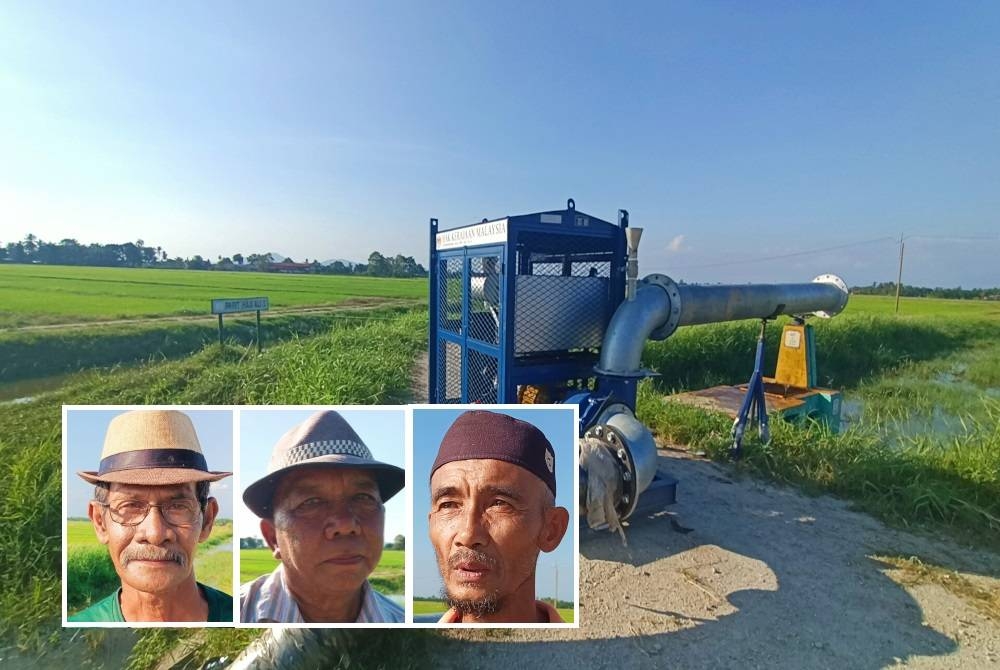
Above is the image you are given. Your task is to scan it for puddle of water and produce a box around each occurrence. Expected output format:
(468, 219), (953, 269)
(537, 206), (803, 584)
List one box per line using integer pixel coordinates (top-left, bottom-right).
(0, 373), (74, 404)
(840, 395), (983, 446)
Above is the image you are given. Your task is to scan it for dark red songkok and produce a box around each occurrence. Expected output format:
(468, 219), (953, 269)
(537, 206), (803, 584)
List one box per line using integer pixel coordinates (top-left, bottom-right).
(430, 410), (557, 496)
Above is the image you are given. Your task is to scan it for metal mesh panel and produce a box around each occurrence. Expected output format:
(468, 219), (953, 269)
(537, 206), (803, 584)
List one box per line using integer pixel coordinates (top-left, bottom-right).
(513, 232), (617, 355)
(437, 340), (463, 403)
(467, 349), (499, 403)
(467, 253), (501, 345)
(439, 257), (463, 334)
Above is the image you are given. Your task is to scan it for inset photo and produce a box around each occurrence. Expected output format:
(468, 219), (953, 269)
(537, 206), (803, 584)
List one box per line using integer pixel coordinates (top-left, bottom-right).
(238, 407), (406, 624)
(63, 407), (235, 625)
(412, 405), (578, 626)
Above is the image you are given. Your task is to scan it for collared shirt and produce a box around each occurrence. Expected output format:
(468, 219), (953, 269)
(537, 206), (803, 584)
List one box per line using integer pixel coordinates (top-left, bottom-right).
(437, 599), (565, 624)
(240, 563), (403, 623)
(68, 582), (232, 623)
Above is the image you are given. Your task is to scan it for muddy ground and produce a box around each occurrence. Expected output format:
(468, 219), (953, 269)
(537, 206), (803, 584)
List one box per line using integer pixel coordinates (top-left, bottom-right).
(433, 448), (1000, 669)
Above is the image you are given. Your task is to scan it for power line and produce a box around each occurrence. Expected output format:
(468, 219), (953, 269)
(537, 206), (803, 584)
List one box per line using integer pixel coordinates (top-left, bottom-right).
(668, 236), (897, 271)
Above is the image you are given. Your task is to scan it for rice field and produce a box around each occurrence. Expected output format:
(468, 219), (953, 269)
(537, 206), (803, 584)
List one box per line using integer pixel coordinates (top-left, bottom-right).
(0, 265), (425, 327)
(65, 519), (234, 612)
(239, 548), (405, 594)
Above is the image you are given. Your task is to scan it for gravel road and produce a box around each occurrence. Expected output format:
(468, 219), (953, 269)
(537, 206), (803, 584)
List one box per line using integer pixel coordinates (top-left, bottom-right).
(434, 449), (1000, 669)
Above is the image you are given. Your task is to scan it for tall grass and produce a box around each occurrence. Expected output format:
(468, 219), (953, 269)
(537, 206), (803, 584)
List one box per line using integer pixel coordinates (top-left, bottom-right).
(0, 305), (417, 382)
(637, 312), (1000, 553)
(0, 309), (429, 665)
(642, 312), (997, 392)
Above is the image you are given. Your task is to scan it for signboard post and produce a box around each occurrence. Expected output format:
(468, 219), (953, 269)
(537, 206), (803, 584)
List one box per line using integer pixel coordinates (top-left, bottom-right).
(211, 297), (270, 352)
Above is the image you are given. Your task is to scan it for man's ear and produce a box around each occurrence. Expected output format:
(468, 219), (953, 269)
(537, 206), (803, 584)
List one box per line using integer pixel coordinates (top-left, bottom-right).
(260, 518), (280, 560)
(537, 506), (570, 553)
(88, 501), (110, 545)
(198, 497), (219, 542)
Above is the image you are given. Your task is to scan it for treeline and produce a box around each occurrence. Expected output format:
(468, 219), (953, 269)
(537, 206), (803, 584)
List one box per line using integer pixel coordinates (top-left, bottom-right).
(0, 234), (426, 278)
(851, 282), (1000, 300)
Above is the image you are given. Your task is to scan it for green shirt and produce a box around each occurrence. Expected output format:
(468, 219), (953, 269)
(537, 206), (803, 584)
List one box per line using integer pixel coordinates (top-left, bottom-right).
(69, 583), (232, 623)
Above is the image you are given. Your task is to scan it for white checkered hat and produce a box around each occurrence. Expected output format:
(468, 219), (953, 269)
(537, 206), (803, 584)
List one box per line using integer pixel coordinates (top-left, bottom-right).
(242, 410), (404, 517)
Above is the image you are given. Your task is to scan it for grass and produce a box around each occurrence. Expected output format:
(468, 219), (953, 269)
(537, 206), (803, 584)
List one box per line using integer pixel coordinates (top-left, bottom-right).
(0, 303), (419, 383)
(0, 309), (429, 666)
(65, 520), (234, 612)
(873, 554), (1000, 624)
(239, 549), (404, 595)
(412, 598), (575, 622)
(0, 265), (425, 328)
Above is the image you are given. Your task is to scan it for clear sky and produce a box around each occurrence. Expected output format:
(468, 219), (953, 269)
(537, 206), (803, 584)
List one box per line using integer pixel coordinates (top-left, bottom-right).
(237, 407), (406, 545)
(412, 406), (577, 602)
(65, 408), (234, 520)
(2, 2), (998, 287)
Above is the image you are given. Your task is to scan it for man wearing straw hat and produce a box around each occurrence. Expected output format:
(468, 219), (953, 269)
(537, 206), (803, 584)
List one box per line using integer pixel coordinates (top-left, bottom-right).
(241, 410), (405, 623)
(70, 410), (233, 623)
(428, 410), (570, 624)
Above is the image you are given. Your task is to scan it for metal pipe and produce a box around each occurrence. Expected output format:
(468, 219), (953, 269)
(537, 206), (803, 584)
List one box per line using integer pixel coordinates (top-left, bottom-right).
(598, 274), (848, 376)
(625, 228), (643, 301)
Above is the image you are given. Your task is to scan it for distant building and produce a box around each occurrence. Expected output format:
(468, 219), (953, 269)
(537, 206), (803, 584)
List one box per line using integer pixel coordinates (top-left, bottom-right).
(266, 261), (313, 274)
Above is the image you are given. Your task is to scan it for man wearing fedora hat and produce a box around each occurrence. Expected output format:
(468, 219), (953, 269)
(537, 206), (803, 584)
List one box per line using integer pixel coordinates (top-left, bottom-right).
(70, 410), (233, 623)
(428, 410), (570, 624)
(241, 410), (405, 623)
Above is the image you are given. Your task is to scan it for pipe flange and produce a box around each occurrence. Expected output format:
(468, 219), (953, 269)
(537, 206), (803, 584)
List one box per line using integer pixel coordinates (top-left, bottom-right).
(583, 423), (639, 520)
(641, 273), (683, 340)
(812, 273), (849, 318)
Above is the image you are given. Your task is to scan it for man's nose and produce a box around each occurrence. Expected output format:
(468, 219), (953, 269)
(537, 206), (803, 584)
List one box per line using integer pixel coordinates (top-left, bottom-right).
(323, 501), (361, 538)
(453, 506), (489, 549)
(135, 505), (176, 544)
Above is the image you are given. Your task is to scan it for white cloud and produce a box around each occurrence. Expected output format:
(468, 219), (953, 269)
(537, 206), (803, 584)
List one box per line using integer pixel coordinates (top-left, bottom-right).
(666, 234), (686, 253)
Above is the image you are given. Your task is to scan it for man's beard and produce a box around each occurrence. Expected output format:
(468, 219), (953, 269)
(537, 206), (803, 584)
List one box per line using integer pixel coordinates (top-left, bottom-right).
(443, 548), (500, 616)
(442, 586), (501, 616)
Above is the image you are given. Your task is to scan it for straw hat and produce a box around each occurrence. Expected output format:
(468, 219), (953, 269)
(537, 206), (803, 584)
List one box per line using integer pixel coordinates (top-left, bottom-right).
(242, 410), (405, 518)
(77, 410), (232, 485)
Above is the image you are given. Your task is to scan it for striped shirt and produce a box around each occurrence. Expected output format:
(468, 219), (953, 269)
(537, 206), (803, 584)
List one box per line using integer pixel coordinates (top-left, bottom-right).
(240, 564), (403, 623)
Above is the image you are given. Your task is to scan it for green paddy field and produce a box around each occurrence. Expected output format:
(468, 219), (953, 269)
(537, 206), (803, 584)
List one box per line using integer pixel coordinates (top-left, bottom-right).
(0, 264), (424, 328)
(65, 519), (234, 613)
(239, 548), (404, 595)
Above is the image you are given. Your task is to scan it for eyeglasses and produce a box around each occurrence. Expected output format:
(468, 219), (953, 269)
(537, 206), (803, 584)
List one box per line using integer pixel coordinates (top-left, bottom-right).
(95, 499), (204, 527)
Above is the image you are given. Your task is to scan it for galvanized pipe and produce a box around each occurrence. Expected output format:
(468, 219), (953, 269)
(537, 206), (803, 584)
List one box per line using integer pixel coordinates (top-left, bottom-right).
(598, 274), (848, 376)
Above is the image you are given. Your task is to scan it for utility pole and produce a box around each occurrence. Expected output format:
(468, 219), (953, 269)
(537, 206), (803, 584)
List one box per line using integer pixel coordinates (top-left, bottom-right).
(554, 563), (559, 610)
(895, 233), (905, 314)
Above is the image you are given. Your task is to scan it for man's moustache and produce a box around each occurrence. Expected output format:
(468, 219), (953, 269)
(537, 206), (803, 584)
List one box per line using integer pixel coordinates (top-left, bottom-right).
(448, 548), (497, 570)
(121, 546), (187, 567)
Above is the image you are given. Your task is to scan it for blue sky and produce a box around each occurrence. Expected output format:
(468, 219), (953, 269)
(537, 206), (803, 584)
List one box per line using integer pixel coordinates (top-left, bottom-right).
(237, 408), (406, 544)
(2, 2), (998, 287)
(65, 408), (234, 520)
(412, 406), (577, 602)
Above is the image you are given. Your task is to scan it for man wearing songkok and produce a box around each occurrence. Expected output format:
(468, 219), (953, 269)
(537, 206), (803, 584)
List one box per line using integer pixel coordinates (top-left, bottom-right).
(70, 410), (232, 622)
(241, 410), (405, 623)
(428, 410), (570, 623)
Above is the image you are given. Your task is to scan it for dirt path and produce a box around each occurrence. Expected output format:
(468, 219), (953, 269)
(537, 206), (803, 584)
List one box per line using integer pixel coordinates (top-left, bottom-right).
(433, 448), (1000, 669)
(1, 297), (416, 333)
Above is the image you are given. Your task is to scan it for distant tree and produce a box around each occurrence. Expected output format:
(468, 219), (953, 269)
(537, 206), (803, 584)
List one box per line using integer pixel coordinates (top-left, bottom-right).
(393, 534), (405, 551)
(186, 254), (210, 270)
(233, 253), (244, 266)
(367, 251), (390, 276)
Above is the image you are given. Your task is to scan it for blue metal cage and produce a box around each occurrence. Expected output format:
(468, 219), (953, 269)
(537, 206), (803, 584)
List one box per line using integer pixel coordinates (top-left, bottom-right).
(429, 200), (628, 405)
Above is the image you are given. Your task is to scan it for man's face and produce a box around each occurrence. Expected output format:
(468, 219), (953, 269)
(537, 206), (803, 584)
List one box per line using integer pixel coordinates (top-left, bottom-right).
(428, 459), (563, 613)
(89, 482), (216, 596)
(261, 467), (385, 599)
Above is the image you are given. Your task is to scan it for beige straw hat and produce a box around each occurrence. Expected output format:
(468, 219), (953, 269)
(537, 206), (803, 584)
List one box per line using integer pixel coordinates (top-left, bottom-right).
(77, 410), (232, 485)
